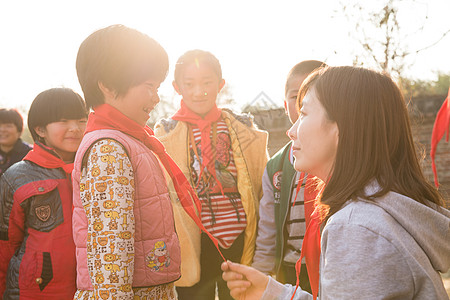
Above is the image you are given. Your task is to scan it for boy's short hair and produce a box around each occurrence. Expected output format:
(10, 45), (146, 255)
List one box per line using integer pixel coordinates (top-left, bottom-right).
(174, 49), (222, 84)
(76, 24), (169, 110)
(28, 88), (87, 142)
(0, 109), (24, 132)
(285, 60), (327, 95)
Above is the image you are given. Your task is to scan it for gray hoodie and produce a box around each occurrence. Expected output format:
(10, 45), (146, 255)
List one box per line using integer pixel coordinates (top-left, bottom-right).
(262, 184), (450, 299)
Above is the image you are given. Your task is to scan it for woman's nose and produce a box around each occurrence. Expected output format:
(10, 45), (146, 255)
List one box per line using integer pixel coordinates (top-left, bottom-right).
(287, 120), (299, 140)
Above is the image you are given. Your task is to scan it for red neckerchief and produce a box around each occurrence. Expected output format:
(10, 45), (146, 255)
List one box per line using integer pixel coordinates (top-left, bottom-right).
(430, 87), (450, 187)
(85, 103), (225, 261)
(172, 100), (223, 192)
(294, 208), (321, 300)
(292, 174), (321, 300)
(23, 142), (74, 174)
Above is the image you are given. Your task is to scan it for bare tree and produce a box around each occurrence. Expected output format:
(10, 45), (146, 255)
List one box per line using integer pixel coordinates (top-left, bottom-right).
(217, 84), (238, 111)
(338, 0), (450, 79)
(147, 94), (178, 128)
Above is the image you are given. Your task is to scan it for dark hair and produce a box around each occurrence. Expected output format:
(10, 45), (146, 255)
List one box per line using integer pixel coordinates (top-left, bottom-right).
(0, 108), (24, 132)
(174, 49), (222, 84)
(76, 24), (169, 110)
(297, 66), (444, 218)
(285, 60), (326, 95)
(28, 88), (88, 142)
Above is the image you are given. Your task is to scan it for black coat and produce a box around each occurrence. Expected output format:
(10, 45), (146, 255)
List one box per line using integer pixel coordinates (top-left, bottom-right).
(0, 139), (32, 177)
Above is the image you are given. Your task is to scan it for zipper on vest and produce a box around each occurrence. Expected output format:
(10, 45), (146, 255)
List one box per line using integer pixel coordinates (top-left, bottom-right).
(276, 172), (298, 275)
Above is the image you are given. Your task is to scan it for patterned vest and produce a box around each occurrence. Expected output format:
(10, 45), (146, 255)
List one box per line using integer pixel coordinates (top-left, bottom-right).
(72, 129), (181, 290)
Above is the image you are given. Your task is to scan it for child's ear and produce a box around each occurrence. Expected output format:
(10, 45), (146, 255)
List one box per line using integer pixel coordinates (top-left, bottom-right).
(98, 82), (117, 100)
(172, 81), (182, 95)
(218, 79), (226, 92)
(34, 126), (46, 138)
(284, 101), (288, 115)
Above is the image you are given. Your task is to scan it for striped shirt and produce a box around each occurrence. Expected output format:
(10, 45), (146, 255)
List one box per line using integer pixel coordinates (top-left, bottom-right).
(189, 119), (246, 249)
(283, 168), (307, 264)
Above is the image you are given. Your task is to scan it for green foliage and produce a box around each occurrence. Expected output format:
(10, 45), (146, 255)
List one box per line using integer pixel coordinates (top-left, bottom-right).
(400, 72), (450, 98)
(434, 73), (450, 95)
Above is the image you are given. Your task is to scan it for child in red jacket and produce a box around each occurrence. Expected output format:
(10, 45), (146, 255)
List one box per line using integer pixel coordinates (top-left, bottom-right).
(0, 88), (87, 299)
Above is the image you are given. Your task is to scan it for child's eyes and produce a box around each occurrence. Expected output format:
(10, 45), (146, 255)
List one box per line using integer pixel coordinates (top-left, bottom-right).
(57, 119), (87, 124)
(146, 83), (159, 89)
(0, 123), (16, 129)
(145, 82), (160, 92)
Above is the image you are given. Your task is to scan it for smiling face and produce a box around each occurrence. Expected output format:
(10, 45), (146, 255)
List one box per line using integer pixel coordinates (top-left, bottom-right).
(103, 79), (161, 126)
(288, 88), (339, 181)
(0, 123), (21, 150)
(35, 118), (87, 162)
(173, 62), (225, 117)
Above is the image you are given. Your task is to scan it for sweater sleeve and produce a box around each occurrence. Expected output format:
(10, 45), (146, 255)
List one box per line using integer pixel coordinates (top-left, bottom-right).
(81, 139), (135, 298)
(261, 277), (312, 300)
(319, 223), (415, 299)
(252, 168), (276, 274)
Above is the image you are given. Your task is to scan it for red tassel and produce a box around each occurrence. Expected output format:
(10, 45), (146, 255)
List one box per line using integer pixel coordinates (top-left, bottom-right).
(430, 88), (450, 187)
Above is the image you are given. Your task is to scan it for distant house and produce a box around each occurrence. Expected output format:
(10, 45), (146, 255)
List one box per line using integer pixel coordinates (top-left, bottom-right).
(242, 91), (279, 113)
(242, 92), (291, 155)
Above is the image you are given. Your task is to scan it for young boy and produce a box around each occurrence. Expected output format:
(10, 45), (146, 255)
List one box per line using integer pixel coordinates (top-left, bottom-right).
(0, 88), (87, 299)
(155, 49), (268, 300)
(0, 109), (32, 177)
(252, 60), (326, 292)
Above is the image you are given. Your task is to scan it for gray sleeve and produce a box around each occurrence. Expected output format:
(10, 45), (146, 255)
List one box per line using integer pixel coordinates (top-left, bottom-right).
(261, 277), (312, 300)
(319, 223), (415, 299)
(252, 168), (277, 274)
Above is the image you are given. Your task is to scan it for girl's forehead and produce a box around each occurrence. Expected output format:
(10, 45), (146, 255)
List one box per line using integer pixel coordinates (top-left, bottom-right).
(182, 63), (218, 79)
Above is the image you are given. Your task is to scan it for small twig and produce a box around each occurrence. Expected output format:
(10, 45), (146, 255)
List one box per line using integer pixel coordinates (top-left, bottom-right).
(415, 29), (450, 53)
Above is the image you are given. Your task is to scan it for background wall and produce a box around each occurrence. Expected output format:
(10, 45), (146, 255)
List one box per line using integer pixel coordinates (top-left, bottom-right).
(250, 94), (450, 203)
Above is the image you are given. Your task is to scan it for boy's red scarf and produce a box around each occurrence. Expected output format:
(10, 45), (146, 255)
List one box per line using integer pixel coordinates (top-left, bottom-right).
(430, 87), (450, 187)
(23, 142), (74, 174)
(85, 104), (225, 260)
(172, 100), (222, 190)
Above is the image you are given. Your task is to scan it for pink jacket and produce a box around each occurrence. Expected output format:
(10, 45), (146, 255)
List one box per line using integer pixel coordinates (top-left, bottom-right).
(72, 129), (181, 290)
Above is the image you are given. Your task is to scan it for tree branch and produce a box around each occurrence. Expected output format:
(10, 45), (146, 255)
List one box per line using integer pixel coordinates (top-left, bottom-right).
(415, 28), (450, 53)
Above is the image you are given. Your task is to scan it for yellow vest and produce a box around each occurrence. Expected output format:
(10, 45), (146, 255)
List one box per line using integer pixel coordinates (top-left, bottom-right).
(154, 110), (268, 286)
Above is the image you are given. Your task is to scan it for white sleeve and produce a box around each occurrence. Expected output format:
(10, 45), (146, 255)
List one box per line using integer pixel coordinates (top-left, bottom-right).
(81, 139), (136, 298)
(252, 168), (277, 274)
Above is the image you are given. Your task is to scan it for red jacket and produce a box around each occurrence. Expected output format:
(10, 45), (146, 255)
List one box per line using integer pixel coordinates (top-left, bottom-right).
(0, 145), (76, 300)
